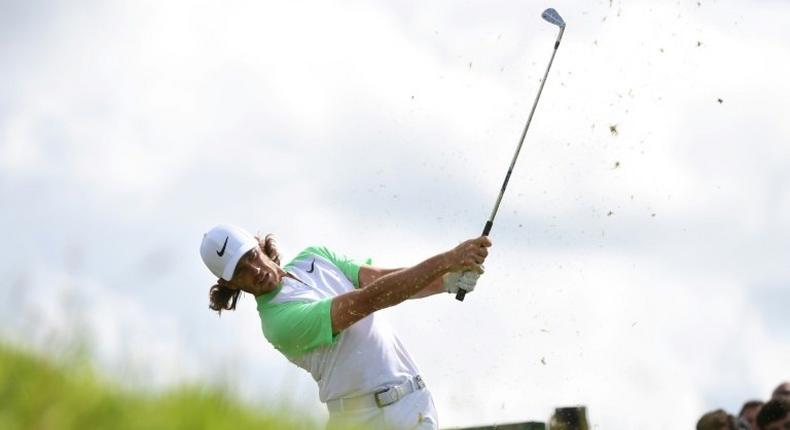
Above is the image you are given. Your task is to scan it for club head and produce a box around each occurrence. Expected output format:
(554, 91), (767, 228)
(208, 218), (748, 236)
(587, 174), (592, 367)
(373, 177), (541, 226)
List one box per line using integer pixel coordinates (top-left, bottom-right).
(542, 8), (565, 28)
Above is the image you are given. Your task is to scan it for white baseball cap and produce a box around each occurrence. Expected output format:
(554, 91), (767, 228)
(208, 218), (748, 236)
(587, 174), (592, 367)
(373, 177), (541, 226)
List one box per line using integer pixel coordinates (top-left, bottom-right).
(200, 224), (259, 281)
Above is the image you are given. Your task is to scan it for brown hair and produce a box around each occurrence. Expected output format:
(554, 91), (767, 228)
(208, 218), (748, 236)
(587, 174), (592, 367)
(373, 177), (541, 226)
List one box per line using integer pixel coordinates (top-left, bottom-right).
(696, 409), (736, 430)
(739, 400), (764, 417)
(208, 234), (281, 315)
(757, 398), (790, 430)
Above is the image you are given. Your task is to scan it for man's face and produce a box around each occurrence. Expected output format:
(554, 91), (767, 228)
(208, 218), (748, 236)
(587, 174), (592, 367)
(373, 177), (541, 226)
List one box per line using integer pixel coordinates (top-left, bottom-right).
(764, 411), (790, 430)
(229, 244), (283, 295)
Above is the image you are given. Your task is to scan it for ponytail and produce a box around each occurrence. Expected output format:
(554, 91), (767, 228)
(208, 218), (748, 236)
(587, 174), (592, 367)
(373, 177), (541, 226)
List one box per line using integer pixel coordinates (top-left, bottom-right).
(209, 279), (240, 315)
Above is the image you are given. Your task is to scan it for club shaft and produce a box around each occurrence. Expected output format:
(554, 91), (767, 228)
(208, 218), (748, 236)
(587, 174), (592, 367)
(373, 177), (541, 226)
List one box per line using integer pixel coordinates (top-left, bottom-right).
(456, 28), (564, 302)
(487, 29), (563, 226)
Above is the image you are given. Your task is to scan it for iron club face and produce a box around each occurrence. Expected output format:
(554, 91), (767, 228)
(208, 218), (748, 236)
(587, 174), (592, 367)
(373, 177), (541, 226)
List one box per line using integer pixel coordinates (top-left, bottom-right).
(541, 8), (565, 28)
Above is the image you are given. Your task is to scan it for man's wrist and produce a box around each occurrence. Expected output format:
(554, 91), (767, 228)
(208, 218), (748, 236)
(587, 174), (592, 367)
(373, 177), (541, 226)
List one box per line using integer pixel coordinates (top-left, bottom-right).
(438, 251), (454, 274)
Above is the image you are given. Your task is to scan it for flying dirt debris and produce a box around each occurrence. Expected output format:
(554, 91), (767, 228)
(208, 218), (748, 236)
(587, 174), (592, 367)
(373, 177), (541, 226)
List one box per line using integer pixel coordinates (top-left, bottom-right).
(609, 124), (619, 136)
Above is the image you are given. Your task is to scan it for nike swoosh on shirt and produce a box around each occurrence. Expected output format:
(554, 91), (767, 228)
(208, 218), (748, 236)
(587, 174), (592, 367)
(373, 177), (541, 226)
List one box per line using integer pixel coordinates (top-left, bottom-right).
(216, 237), (229, 257)
(306, 258), (315, 273)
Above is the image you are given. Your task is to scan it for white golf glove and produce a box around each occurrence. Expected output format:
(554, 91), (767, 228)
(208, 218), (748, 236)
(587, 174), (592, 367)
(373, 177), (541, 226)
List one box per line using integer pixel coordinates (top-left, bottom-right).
(443, 270), (482, 294)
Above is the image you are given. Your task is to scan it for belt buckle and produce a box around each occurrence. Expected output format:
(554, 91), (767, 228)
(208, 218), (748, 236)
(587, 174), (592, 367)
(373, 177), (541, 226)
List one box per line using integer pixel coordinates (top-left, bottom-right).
(374, 387), (396, 408)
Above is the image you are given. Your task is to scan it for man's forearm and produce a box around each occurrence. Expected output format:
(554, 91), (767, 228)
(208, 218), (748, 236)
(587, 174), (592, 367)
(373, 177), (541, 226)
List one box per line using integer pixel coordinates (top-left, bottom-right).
(331, 236), (490, 333)
(409, 276), (445, 299)
(358, 252), (451, 311)
(359, 266), (446, 299)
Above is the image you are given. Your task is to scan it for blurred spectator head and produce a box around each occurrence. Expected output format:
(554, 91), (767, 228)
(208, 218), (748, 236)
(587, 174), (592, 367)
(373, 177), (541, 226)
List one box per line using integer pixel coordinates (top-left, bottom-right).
(739, 400), (764, 429)
(549, 406), (589, 430)
(756, 398), (790, 430)
(697, 409), (738, 430)
(772, 383), (790, 401)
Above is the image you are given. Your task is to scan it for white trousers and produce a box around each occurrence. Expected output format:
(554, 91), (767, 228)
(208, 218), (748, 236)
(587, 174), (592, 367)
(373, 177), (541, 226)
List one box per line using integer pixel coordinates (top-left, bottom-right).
(326, 388), (438, 430)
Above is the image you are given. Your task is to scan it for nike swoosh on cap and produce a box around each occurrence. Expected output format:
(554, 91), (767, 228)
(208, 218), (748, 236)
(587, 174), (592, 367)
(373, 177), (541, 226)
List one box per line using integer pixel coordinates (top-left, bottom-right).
(216, 236), (229, 257)
(306, 258), (315, 273)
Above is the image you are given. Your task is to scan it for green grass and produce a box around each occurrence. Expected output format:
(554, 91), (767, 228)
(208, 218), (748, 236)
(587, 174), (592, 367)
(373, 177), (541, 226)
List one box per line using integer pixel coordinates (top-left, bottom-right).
(0, 341), (316, 430)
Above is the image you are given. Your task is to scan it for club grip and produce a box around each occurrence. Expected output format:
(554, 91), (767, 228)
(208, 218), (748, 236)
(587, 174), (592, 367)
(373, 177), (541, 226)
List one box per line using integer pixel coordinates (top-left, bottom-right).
(455, 221), (493, 302)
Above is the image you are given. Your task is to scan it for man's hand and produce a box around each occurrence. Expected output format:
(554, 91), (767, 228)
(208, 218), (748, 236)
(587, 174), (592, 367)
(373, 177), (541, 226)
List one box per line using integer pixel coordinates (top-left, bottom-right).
(443, 270), (482, 294)
(445, 236), (492, 274)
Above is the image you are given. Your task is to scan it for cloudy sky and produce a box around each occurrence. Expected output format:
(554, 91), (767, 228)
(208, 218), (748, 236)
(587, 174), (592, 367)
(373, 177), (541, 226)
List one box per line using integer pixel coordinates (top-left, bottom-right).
(1, 0), (788, 428)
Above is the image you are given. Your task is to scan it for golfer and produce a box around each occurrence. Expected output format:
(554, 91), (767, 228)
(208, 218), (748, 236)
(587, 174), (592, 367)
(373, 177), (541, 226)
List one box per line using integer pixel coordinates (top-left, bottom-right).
(200, 224), (491, 430)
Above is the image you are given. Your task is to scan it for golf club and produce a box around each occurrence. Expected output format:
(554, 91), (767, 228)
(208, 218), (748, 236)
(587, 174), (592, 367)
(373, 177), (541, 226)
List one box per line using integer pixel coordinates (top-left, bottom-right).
(456, 8), (566, 302)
